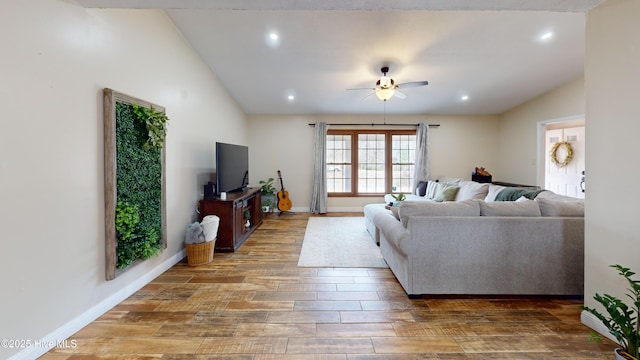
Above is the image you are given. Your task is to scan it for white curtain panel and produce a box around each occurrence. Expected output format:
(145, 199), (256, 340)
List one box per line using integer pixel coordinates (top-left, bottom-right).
(413, 122), (430, 192)
(310, 122), (328, 214)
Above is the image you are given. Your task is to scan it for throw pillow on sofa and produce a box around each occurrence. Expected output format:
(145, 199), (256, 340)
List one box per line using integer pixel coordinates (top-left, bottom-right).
(424, 180), (439, 199)
(479, 197), (541, 217)
(455, 180), (490, 201)
(433, 183), (460, 202)
(398, 199), (480, 227)
(484, 184), (507, 201)
(415, 181), (428, 196)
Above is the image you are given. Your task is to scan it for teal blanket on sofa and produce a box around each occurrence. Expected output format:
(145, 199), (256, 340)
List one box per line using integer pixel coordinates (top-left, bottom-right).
(495, 187), (544, 201)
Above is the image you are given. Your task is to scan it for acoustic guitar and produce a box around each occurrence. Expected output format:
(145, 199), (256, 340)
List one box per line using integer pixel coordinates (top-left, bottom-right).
(276, 170), (292, 212)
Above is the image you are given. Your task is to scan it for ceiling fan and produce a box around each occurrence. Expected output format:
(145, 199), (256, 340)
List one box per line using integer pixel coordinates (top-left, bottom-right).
(348, 66), (429, 101)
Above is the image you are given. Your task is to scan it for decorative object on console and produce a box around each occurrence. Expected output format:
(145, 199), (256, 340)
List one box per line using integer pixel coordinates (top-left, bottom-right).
(582, 265), (639, 360)
(259, 177), (276, 213)
(203, 181), (216, 200)
(472, 166), (492, 183)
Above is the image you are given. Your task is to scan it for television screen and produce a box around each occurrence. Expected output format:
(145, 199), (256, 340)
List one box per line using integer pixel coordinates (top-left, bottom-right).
(215, 142), (249, 194)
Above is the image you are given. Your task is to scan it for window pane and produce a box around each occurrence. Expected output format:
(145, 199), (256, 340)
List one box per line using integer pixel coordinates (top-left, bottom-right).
(358, 134), (385, 193)
(327, 165), (352, 192)
(391, 134), (416, 193)
(327, 131), (416, 195)
(326, 135), (352, 193)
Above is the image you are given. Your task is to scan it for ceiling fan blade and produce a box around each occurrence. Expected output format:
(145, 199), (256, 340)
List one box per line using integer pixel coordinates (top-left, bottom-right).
(396, 81), (429, 88)
(393, 90), (407, 99)
(361, 91), (376, 101)
(347, 87), (376, 91)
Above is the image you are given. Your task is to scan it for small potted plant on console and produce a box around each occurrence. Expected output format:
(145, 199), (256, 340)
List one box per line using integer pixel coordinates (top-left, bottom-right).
(259, 177), (277, 213)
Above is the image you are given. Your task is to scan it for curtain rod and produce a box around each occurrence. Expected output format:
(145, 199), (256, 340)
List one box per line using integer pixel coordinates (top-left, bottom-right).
(308, 123), (440, 127)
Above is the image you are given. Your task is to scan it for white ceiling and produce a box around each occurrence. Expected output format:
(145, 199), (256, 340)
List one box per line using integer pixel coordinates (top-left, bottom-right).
(77, 0), (605, 115)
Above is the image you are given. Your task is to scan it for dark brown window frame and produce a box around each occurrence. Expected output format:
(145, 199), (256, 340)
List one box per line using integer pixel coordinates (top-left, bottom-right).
(327, 129), (416, 197)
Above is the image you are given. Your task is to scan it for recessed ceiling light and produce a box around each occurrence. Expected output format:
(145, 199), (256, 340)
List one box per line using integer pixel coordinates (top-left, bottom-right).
(461, 95), (469, 101)
(287, 95), (295, 101)
(540, 31), (554, 41)
(265, 31), (280, 47)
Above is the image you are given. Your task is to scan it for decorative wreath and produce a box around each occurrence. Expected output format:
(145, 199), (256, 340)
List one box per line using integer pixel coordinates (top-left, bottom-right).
(550, 141), (573, 168)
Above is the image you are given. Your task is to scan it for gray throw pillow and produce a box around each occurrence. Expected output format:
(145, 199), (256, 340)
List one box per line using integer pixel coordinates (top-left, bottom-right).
(455, 180), (490, 201)
(479, 198), (541, 217)
(485, 184), (507, 201)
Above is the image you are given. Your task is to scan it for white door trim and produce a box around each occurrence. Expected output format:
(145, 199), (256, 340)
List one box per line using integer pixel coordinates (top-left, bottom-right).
(536, 114), (585, 188)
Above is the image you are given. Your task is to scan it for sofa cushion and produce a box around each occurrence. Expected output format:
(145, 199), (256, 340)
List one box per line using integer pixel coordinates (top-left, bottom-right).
(398, 199), (480, 227)
(485, 184), (507, 201)
(479, 198), (541, 217)
(535, 197), (584, 217)
(455, 180), (490, 201)
(433, 183), (460, 202)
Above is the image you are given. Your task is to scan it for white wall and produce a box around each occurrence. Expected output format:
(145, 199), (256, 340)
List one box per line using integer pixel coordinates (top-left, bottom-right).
(0, 2), (247, 358)
(497, 76), (585, 185)
(248, 114), (499, 211)
(582, 0), (640, 336)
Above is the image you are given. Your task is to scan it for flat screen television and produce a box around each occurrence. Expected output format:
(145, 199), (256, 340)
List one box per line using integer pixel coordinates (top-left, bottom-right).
(215, 142), (249, 194)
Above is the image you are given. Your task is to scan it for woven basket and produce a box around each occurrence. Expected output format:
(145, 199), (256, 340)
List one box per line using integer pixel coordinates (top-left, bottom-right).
(185, 239), (216, 266)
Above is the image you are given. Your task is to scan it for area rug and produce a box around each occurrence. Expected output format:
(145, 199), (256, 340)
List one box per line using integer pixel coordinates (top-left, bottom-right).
(297, 217), (388, 268)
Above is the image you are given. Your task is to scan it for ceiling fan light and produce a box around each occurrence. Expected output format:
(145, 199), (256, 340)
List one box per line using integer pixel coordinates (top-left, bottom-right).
(375, 88), (394, 101)
(379, 76), (393, 88)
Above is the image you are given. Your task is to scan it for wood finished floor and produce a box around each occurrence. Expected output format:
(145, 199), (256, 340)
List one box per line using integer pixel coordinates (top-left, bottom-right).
(42, 213), (615, 359)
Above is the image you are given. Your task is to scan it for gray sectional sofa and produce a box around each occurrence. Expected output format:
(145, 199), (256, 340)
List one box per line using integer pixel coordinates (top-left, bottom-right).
(364, 178), (585, 296)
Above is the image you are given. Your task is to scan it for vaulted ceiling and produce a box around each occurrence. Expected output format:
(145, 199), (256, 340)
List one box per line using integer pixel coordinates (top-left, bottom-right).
(77, 0), (605, 115)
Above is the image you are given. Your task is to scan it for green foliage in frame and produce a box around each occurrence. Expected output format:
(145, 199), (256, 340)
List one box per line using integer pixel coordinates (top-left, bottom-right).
(114, 102), (164, 268)
(131, 103), (169, 150)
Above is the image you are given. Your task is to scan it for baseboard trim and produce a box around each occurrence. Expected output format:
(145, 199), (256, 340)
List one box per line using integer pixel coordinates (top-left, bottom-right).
(581, 309), (618, 344)
(326, 207), (366, 212)
(273, 207), (366, 213)
(9, 250), (186, 360)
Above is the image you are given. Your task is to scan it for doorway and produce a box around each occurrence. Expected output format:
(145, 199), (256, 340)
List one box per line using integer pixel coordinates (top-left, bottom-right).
(537, 116), (585, 199)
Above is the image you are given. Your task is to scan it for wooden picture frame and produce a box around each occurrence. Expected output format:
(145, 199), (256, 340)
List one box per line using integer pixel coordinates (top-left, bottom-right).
(104, 88), (167, 280)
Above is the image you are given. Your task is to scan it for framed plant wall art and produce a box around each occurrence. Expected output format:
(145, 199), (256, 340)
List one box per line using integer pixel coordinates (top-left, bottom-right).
(103, 88), (168, 280)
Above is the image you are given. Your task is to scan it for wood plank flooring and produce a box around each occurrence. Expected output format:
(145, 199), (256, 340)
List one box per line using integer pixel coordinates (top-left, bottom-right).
(42, 213), (616, 359)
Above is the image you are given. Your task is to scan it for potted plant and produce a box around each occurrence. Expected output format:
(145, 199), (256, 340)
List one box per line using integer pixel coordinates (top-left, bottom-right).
(262, 197), (274, 213)
(259, 177), (277, 213)
(386, 192), (406, 218)
(389, 192), (406, 206)
(582, 264), (639, 360)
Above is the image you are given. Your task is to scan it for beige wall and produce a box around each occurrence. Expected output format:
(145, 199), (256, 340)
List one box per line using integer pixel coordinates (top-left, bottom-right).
(248, 114), (499, 211)
(582, 0), (640, 336)
(497, 76), (585, 185)
(0, 2), (247, 358)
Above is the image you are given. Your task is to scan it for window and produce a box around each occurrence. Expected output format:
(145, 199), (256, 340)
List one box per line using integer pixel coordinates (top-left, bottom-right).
(327, 130), (416, 196)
